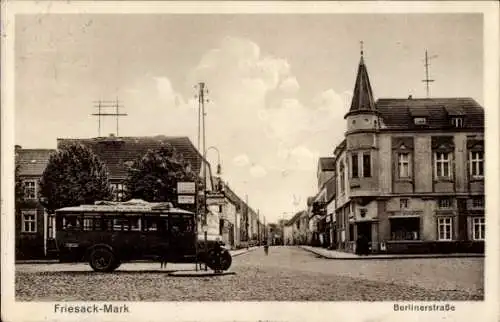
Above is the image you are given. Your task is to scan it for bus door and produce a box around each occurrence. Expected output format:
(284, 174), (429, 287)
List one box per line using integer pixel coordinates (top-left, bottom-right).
(141, 216), (169, 259)
(168, 214), (196, 258)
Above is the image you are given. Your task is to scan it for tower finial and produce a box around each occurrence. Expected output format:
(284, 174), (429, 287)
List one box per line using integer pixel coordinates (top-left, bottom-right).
(360, 40), (364, 57)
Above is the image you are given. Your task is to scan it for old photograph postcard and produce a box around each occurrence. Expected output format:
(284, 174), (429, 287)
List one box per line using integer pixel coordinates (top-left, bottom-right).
(2, 1), (499, 321)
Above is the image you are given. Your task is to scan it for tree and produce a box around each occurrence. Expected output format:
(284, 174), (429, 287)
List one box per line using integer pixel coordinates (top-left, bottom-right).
(124, 143), (200, 208)
(39, 143), (112, 213)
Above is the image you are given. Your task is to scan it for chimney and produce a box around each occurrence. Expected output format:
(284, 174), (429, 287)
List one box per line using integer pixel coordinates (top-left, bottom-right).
(109, 133), (115, 137)
(15, 145), (22, 151)
(408, 95), (413, 99)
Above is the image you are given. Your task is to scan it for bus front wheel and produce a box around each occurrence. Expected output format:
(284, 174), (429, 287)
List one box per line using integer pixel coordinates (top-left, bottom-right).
(89, 247), (117, 272)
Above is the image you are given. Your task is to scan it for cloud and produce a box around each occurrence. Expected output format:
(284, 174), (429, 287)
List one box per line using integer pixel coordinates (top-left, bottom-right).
(233, 154), (250, 167)
(250, 165), (267, 178)
(120, 36), (348, 220)
(279, 76), (300, 93)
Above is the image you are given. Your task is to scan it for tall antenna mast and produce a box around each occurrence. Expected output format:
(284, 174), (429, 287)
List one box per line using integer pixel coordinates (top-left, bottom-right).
(91, 99), (127, 136)
(422, 50), (438, 98)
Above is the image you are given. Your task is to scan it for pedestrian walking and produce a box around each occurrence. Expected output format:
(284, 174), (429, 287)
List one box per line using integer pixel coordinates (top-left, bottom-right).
(264, 240), (269, 256)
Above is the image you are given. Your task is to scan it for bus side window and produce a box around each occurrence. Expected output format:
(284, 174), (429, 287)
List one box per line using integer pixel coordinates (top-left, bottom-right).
(144, 217), (158, 232)
(130, 216), (141, 231)
(64, 215), (81, 230)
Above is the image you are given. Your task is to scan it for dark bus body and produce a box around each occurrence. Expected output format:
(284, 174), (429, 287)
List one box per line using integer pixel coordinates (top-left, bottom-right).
(54, 200), (232, 272)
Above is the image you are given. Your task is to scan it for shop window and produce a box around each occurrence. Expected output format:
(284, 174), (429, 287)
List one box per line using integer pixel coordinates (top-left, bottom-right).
(390, 217), (419, 240)
(472, 217), (485, 241)
(21, 210), (37, 233)
(437, 217), (453, 240)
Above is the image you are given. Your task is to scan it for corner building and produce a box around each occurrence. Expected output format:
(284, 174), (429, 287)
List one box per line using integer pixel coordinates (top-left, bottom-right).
(333, 51), (485, 254)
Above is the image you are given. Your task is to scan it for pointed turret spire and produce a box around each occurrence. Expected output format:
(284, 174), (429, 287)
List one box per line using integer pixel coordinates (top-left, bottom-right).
(344, 42), (376, 118)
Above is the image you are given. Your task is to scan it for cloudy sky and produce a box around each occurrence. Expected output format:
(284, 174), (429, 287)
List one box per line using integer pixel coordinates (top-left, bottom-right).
(15, 13), (483, 223)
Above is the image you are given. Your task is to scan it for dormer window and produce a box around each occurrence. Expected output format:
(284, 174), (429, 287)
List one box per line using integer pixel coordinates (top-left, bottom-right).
(451, 117), (464, 128)
(413, 117), (427, 125)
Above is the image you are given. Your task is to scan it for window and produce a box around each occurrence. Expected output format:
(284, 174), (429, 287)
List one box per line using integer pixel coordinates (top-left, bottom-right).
(113, 218), (130, 231)
(62, 216), (81, 230)
(472, 217), (485, 240)
(351, 153), (359, 178)
(362, 152), (371, 177)
(414, 117), (427, 125)
(438, 198), (452, 209)
(339, 162), (345, 193)
(21, 210), (36, 233)
(23, 180), (37, 199)
(110, 183), (126, 201)
(451, 117), (464, 128)
(434, 152), (451, 178)
(359, 208), (367, 218)
(469, 151), (484, 178)
(471, 197), (485, 209)
(48, 214), (56, 239)
(398, 153), (411, 178)
(438, 217), (453, 240)
(400, 198), (409, 209)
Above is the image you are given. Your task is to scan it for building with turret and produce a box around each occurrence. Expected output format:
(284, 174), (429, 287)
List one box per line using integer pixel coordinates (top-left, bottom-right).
(329, 49), (485, 254)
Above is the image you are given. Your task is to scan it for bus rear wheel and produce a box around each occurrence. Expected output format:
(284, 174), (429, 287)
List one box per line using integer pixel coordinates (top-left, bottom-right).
(89, 247), (117, 272)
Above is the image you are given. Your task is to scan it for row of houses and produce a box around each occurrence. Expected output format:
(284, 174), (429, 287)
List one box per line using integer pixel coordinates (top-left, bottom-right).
(15, 135), (263, 259)
(284, 50), (485, 254)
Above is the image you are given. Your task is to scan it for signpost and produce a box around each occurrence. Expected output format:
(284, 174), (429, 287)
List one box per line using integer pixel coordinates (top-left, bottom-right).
(177, 181), (197, 270)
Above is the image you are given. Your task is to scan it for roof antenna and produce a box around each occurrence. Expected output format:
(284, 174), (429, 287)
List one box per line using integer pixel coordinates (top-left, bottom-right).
(422, 50), (438, 98)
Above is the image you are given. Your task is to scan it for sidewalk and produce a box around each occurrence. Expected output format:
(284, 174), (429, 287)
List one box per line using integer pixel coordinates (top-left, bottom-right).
(300, 245), (485, 260)
(15, 247), (258, 264)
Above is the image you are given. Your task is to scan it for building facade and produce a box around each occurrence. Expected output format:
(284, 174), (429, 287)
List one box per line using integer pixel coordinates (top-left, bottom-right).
(15, 147), (56, 259)
(331, 51), (485, 254)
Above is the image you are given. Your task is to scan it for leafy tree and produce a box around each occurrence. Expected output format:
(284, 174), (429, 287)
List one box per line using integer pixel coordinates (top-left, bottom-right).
(124, 144), (201, 208)
(39, 143), (112, 213)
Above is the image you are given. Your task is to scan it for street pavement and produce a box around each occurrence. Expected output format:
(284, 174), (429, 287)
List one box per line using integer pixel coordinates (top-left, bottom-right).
(15, 246), (483, 301)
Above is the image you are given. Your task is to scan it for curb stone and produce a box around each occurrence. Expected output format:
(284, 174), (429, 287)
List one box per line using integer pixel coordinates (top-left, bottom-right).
(299, 246), (485, 260)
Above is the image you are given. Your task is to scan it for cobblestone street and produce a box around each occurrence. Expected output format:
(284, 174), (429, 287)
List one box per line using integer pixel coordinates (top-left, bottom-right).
(16, 246), (483, 301)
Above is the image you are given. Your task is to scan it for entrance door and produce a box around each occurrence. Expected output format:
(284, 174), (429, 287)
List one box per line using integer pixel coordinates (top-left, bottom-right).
(357, 222), (372, 242)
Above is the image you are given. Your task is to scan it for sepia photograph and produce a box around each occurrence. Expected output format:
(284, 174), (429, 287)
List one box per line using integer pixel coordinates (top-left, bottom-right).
(2, 1), (499, 322)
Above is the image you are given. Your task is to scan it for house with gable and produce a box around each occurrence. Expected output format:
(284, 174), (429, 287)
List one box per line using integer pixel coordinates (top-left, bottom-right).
(15, 146), (56, 259)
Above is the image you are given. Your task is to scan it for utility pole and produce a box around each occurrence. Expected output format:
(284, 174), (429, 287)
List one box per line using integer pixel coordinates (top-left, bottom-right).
(91, 99), (127, 137)
(422, 50), (438, 98)
(196, 82), (210, 271)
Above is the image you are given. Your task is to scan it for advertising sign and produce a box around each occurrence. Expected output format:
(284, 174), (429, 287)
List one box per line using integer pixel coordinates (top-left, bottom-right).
(178, 195), (195, 204)
(206, 193), (225, 206)
(177, 182), (196, 194)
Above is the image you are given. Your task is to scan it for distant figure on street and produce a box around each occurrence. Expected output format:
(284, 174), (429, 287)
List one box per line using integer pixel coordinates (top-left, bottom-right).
(160, 256), (168, 269)
(264, 240), (269, 256)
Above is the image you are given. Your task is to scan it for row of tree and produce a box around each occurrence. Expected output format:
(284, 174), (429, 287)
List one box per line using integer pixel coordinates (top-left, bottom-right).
(16, 143), (201, 214)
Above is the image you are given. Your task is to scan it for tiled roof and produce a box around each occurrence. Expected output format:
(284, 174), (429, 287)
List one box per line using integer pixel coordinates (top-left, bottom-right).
(16, 149), (55, 176)
(345, 55), (376, 117)
(57, 136), (208, 180)
(285, 210), (304, 226)
(318, 157), (336, 171)
(376, 98), (484, 130)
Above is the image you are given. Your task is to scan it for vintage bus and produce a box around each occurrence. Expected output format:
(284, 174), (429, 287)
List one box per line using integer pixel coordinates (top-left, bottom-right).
(54, 199), (232, 272)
